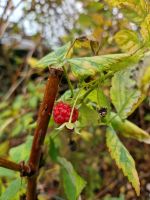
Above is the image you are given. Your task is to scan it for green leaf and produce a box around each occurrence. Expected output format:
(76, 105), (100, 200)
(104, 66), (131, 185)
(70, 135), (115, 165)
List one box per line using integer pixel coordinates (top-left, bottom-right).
(86, 2), (104, 12)
(67, 53), (141, 77)
(140, 14), (150, 46)
(49, 138), (59, 162)
(97, 88), (110, 110)
(0, 168), (16, 178)
(110, 112), (150, 144)
(49, 138), (86, 200)
(9, 136), (33, 163)
(86, 89), (97, 103)
(86, 88), (110, 112)
(0, 178), (25, 200)
(58, 157), (86, 200)
(106, 127), (140, 196)
(110, 69), (141, 119)
(106, 0), (150, 24)
(37, 42), (71, 68)
(78, 14), (93, 27)
(79, 104), (99, 127)
(115, 30), (141, 53)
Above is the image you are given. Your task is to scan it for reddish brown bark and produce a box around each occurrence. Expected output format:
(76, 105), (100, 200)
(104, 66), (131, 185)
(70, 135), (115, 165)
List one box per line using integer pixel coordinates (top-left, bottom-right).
(0, 158), (30, 174)
(26, 68), (62, 200)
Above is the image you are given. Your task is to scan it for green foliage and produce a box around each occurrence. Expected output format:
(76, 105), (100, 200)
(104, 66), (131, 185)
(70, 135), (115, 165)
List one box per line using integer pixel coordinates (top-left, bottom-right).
(97, 87), (110, 111)
(59, 157), (86, 200)
(85, 166), (102, 199)
(9, 136), (33, 163)
(1, 0), (150, 199)
(110, 112), (150, 143)
(79, 103), (99, 127)
(37, 42), (71, 68)
(106, 127), (140, 196)
(0, 168), (16, 178)
(49, 138), (59, 162)
(0, 178), (25, 200)
(110, 69), (141, 119)
(49, 138), (86, 200)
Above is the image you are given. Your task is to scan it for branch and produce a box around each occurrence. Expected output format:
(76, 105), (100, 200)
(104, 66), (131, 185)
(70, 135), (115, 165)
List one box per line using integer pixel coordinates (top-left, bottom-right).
(0, 158), (20, 171)
(0, 0), (23, 38)
(0, 0), (12, 22)
(0, 158), (30, 175)
(26, 68), (63, 200)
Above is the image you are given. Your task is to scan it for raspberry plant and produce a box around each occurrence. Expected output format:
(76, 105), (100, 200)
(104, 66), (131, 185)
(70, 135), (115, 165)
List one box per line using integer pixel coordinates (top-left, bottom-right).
(0, 0), (150, 200)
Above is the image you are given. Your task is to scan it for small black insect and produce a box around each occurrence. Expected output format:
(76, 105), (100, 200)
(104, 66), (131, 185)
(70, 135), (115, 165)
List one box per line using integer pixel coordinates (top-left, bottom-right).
(68, 139), (77, 152)
(98, 107), (107, 117)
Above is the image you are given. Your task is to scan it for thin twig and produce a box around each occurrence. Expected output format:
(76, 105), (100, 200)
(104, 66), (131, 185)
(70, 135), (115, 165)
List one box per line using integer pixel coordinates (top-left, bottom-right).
(0, 158), (30, 175)
(0, 0), (23, 38)
(62, 66), (74, 97)
(26, 68), (62, 200)
(95, 178), (123, 199)
(0, 0), (12, 22)
(0, 158), (20, 172)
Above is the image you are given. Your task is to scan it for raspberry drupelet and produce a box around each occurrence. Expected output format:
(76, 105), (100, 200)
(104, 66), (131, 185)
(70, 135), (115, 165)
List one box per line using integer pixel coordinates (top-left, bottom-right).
(53, 101), (79, 124)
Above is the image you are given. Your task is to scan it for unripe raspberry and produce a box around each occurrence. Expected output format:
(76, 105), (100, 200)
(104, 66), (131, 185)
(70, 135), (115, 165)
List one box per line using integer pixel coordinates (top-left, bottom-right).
(53, 101), (78, 124)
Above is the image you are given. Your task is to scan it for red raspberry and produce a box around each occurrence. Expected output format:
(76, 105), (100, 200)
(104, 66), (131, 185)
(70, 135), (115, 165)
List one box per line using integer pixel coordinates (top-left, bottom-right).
(53, 101), (78, 125)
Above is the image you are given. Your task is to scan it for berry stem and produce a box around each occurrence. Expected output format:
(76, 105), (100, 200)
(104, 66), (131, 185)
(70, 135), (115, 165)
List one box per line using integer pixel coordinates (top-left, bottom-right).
(62, 65), (74, 97)
(69, 90), (81, 123)
(81, 72), (114, 103)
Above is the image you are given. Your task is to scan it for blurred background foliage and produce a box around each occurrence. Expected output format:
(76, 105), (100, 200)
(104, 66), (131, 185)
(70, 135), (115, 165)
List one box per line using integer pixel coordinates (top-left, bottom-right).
(0, 0), (150, 200)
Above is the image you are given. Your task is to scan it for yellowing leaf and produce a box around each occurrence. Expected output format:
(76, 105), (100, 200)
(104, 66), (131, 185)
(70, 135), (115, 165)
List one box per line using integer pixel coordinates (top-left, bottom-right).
(0, 141), (9, 156)
(127, 94), (145, 116)
(28, 57), (43, 69)
(106, 127), (140, 196)
(91, 13), (104, 26)
(140, 14), (150, 46)
(106, 0), (150, 23)
(115, 30), (141, 53)
(80, 130), (93, 141)
(110, 69), (141, 119)
(92, 28), (103, 41)
(68, 53), (141, 77)
(140, 65), (150, 92)
(110, 112), (150, 144)
(141, 66), (150, 84)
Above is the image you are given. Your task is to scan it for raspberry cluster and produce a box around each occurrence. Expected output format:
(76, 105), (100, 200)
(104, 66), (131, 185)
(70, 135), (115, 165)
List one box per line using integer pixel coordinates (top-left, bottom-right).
(53, 101), (79, 124)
